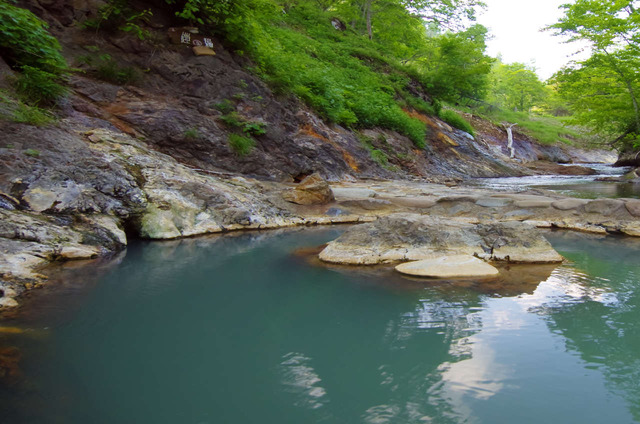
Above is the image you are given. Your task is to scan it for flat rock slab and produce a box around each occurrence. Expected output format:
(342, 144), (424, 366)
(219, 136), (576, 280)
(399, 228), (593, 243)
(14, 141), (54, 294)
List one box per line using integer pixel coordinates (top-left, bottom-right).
(331, 187), (377, 200)
(552, 198), (589, 211)
(319, 214), (564, 265)
(584, 199), (625, 216)
(626, 200), (640, 217)
(514, 200), (554, 208)
(395, 255), (499, 278)
(339, 199), (393, 210)
(476, 197), (513, 208)
(386, 196), (437, 209)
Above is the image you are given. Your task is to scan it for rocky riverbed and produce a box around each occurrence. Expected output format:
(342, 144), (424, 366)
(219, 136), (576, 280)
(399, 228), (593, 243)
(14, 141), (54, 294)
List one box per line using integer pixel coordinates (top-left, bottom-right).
(3, 156), (640, 309)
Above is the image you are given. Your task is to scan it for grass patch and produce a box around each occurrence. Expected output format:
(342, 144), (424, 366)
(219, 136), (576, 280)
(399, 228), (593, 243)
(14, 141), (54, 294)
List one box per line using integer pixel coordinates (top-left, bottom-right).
(220, 112), (268, 136)
(183, 127), (201, 140)
(24, 148), (41, 157)
(0, 90), (54, 126)
(77, 53), (141, 85)
(213, 99), (234, 114)
(370, 149), (389, 166)
(439, 109), (474, 135)
(479, 107), (580, 145)
(228, 134), (256, 156)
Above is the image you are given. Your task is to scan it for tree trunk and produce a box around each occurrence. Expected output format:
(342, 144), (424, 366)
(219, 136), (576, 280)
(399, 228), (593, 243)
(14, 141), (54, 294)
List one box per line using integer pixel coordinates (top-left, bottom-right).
(365, 0), (373, 40)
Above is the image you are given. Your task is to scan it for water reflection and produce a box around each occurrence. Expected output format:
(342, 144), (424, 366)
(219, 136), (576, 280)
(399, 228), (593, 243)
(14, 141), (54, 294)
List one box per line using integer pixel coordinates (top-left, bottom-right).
(2, 228), (640, 423)
(280, 352), (329, 410)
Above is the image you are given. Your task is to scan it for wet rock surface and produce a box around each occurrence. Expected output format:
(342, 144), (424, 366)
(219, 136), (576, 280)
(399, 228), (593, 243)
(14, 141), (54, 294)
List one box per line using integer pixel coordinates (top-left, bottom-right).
(395, 255), (500, 278)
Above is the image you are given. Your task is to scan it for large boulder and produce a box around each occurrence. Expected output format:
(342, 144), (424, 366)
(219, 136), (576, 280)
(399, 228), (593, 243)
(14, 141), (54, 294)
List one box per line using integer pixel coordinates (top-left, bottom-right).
(319, 214), (563, 265)
(282, 173), (335, 205)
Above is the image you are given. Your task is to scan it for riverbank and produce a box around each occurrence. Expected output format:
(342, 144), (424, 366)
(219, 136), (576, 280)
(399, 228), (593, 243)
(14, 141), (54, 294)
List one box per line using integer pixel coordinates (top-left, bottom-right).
(3, 163), (640, 309)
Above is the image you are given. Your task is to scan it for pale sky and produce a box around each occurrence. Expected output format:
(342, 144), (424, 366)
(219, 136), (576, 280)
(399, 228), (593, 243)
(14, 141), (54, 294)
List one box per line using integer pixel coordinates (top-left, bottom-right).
(477, 0), (587, 81)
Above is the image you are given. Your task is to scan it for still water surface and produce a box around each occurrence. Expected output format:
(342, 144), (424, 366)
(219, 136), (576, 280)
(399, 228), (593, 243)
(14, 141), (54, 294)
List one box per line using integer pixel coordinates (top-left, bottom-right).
(2, 228), (640, 423)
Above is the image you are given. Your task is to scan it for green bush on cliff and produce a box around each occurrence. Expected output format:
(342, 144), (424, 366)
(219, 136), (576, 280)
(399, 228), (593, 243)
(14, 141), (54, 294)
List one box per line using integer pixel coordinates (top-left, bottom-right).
(228, 134), (256, 156)
(439, 109), (475, 136)
(0, 2), (69, 105)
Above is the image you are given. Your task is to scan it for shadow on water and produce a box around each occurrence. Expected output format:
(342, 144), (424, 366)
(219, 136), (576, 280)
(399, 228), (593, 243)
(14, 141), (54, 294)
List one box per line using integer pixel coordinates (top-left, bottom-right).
(1, 227), (640, 423)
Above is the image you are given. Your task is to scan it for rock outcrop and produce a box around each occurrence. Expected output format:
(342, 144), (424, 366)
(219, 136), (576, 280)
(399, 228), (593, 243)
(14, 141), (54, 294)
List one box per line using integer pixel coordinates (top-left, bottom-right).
(319, 214), (564, 265)
(282, 173), (335, 205)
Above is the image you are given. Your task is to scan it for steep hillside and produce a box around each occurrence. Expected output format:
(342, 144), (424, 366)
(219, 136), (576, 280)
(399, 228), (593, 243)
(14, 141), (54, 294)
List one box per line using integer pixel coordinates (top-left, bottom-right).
(4, 0), (539, 182)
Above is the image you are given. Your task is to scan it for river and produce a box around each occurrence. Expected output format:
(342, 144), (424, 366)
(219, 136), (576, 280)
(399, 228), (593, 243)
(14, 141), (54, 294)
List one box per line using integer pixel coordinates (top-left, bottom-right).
(1, 226), (640, 423)
(473, 163), (640, 199)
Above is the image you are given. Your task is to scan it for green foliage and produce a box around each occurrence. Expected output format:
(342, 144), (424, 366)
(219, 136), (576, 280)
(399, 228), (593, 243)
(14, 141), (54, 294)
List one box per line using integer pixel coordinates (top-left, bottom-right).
(13, 66), (68, 106)
(487, 61), (547, 112)
(220, 112), (244, 128)
(0, 2), (68, 76)
(77, 53), (141, 85)
(439, 109), (474, 135)
(24, 148), (40, 158)
(163, 0), (492, 148)
(83, 0), (152, 40)
(0, 2), (68, 106)
(242, 121), (267, 136)
(370, 149), (389, 166)
(183, 127), (201, 139)
(479, 107), (579, 145)
(415, 25), (494, 103)
(213, 99), (234, 113)
(12, 103), (54, 126)
(549, 0), (640, 145)
(220, 112), (267, 136)
(227, 133), (256, 156)
(0, 89), (54, 126)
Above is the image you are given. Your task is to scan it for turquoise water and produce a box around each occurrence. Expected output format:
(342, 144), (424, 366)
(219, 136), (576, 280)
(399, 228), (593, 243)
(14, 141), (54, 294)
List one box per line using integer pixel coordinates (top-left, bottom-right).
(2, 227), (640, 423)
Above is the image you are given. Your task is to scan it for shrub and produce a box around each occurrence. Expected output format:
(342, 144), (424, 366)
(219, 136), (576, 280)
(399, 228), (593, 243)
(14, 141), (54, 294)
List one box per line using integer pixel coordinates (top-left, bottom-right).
(183, 127), (201, 139)
(12, 103), (54, 126)
(13, 66), (68, 106)
(0, 2), (68, 105)
(370, 149), (388, 166)
(214, 99), (234, 113)
(0, 2), (67, 75)
(78, 54), (141, 85)
(227, 134), (256, 156)
(83, 0), (152, 40)
(24, 148), (41, 157)
(439, 109), (474, 135)
(220, 112), (244, 128)
(0, 89), (53, 126)
(242, 121), (267, 136)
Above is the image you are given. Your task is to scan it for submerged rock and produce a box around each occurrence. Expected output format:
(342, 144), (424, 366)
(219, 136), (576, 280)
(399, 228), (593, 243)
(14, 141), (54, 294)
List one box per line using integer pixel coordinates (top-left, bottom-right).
(395, 255), (500, 278)
(319, 214), (563, 265)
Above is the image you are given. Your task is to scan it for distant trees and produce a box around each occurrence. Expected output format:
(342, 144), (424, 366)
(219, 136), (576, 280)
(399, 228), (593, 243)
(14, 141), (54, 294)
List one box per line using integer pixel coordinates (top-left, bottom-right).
(417, 24), (494, 103)
(549, 0), (640, 146)
(487, 61), (547, 112)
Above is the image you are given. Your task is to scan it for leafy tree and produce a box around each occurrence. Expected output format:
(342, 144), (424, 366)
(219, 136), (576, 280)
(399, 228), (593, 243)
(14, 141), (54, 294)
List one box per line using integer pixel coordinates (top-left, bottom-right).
(417, 24), (493, 103)
(487, 61), (547, 112)
(549, 0), (640, 145)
